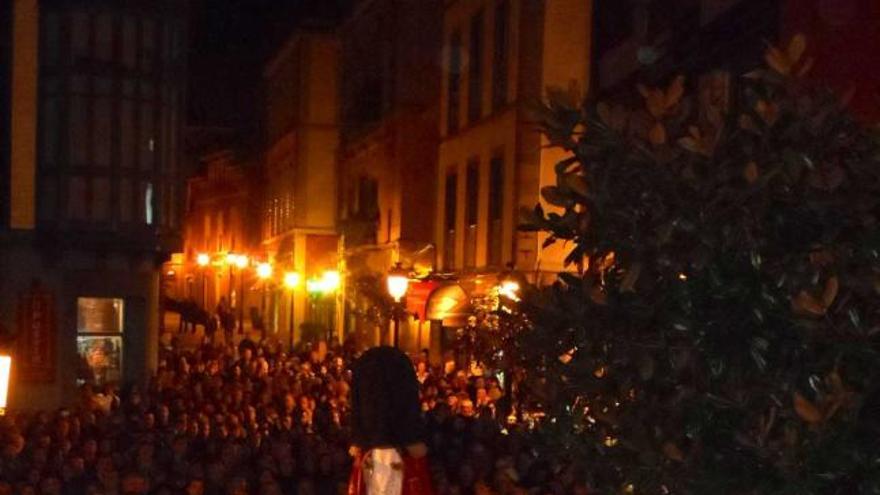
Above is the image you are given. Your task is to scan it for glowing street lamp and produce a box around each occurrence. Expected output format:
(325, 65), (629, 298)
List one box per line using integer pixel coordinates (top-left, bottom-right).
(284, 271), (301, 290)
(222, 253), (249, 332)
(195, 253), (211, 308)
(0, 355), (10, 416)
(322, 270), (340, 293)
(255, 262), (273, 334)
(256, 262), (273, 280)
(284, 271), (301, 350)
(386, 263), (410, 348)
(387, 264), (410, 303)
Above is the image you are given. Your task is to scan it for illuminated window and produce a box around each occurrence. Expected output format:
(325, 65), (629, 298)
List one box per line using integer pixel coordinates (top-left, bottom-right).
(144, 182), (154, 225)
(76, 298), (124, 386)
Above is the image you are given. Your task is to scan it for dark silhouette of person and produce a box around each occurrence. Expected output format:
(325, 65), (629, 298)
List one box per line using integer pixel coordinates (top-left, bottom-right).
(349, 346), (430, 494)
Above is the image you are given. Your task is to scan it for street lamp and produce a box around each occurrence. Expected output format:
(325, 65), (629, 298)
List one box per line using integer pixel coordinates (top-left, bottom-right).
(234, 255), (249, 270)
(0, 355), (11, 416)
(256, 262), (272, 280)
(234, 255), (249, 333)
(322, 270), (340, 293)
(322, 271), (340, 341)
(284, 271), (301, 350)
(256, 263), (273, 336)
(386, 263), (410, 348)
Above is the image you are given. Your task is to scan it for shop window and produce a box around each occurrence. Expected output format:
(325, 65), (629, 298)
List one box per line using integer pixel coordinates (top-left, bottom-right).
(76, 298), (124, 386)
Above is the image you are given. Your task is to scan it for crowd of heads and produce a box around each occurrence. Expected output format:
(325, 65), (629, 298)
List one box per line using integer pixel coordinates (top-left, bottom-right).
(1, 337), (588, 495)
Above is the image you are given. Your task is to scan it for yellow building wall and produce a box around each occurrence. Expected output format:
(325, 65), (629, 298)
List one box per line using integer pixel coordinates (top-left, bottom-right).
(537, 0), (593, 274)
(262, 31), (341, 345)
(10, 0), (39, 229)
(437, 0), (592, 277)
(436, 109), (518, 271)
(299, 36), (339, 231)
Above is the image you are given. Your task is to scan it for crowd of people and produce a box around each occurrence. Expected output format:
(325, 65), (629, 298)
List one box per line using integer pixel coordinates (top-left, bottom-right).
(0, 337), (588, 495)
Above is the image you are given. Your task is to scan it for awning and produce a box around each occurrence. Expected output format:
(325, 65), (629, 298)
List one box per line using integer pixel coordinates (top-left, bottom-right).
(405, 280), (440, 321)
(425, 284), (471, 327)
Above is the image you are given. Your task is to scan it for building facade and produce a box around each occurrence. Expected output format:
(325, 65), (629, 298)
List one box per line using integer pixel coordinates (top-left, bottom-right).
(0, 0), (185, 408)
(163, 150), (260, 332)
(337, 0), (443, 351)
(431, 0), (592, 331)
(262, 27), (342, 346)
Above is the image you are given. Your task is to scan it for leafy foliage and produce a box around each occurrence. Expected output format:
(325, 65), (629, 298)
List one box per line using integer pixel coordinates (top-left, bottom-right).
(519, 35), (880, 494)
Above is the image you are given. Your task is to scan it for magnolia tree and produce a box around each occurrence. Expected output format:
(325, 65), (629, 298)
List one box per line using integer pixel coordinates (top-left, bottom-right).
(518, 35), (880, 494)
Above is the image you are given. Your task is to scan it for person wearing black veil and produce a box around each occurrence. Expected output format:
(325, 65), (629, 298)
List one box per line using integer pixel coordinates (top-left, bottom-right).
(349, 346), (433, 495)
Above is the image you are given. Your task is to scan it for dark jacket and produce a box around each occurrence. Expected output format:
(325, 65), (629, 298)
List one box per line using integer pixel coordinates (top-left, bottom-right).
(351, 346), (423, 449)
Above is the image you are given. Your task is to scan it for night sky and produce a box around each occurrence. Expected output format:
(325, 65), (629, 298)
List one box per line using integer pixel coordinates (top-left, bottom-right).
(187, 0), (350, 140)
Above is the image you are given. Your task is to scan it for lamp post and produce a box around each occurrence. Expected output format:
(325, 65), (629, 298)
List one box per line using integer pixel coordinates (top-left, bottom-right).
(234, 255), (249, 333)
(386, 263), (410, 348)
(196, 253), (210, 309)
(322, 271), (340, 342)
(284, 271), (301, 350)
(0, 355), (11, 416)
(224, 253), (237, 305)
(256, 262), (272, 338)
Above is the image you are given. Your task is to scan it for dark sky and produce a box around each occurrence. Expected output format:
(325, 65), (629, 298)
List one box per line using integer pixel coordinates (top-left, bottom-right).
(187, 0), (350, 140)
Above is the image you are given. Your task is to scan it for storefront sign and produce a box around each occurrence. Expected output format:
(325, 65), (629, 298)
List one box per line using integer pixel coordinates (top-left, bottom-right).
(16, 282), (56, 383)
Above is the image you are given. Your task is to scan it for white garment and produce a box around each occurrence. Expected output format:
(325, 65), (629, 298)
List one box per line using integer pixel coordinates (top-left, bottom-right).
(364, 448), (404, 495)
